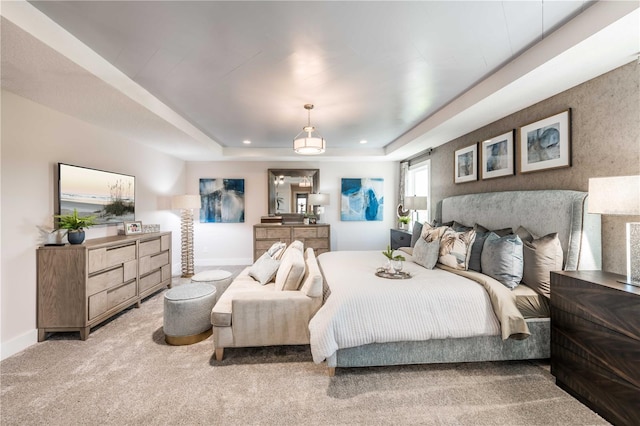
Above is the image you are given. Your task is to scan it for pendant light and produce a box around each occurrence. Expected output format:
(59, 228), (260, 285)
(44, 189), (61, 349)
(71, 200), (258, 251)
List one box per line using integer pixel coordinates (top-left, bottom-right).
(293, 104), (326, 155)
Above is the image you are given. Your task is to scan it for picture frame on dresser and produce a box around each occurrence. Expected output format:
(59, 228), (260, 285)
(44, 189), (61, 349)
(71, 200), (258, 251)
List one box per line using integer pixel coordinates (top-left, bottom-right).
(454, 143), (478, 183)
(124, 221), (143, 235)
(518, 109), (571, 174)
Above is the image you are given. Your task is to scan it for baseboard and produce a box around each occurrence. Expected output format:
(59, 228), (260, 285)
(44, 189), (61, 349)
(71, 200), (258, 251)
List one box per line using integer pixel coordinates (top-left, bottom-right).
(1, 329), (38, 361)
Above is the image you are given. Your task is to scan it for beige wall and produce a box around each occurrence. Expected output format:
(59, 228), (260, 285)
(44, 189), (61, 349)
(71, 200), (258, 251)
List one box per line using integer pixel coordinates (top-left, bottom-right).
(425, 61), (640, 274)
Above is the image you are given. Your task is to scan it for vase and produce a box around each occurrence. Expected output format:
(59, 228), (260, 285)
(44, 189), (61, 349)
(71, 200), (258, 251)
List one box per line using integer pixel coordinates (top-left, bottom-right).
(67, 230), (85, 245)
(392, 260), (403, 273)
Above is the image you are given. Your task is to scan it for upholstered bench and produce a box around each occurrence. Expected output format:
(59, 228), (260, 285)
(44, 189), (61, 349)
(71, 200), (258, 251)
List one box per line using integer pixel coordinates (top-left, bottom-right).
(191, 270), (233, 302)
(164, 284), (217, 345)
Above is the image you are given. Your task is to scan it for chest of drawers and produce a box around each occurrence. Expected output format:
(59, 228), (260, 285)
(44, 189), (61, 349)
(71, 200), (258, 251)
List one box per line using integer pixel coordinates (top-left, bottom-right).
(253, 224), (330, 261)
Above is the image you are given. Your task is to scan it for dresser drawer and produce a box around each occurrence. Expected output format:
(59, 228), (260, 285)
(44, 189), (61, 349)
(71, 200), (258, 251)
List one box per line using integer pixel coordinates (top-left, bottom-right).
(293, 227), (317, 238)
(88, 281), (137, 320)
(88, 244), (136, 273)
(316, 226), (329, 238)
(87, 266), (124, 296)
(161, 234), (170, 251)
(139, 251), (169, 275)
(304, 238), (329, 250)
(139, 238), (161, 257)
(140, 270), (162, 293)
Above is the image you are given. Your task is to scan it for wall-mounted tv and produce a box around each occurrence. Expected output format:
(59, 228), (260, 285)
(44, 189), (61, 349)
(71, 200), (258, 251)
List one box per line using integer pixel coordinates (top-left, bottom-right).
(58, 163), (135, 226)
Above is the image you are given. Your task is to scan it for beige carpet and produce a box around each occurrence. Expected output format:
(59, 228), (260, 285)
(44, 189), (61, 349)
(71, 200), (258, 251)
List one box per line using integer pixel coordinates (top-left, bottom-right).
(1, 268), (608, 425)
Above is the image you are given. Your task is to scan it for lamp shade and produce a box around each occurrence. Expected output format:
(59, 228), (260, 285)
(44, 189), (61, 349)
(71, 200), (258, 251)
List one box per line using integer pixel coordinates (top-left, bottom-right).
(588, 176), (640, 215)
(308, 193), (330, 206)
(171, 194), (201, 210)
(404, 196), (428, 211)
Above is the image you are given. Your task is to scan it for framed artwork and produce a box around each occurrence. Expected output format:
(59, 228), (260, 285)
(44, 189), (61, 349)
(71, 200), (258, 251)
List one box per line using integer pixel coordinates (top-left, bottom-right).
(341, 178), (384, 221)
(199, 178), (245, 223)
(481, 130), (515, 180)
(518, 109), (571, 174)
(454, 143), (478, 183)
(124, 221), (143, 235)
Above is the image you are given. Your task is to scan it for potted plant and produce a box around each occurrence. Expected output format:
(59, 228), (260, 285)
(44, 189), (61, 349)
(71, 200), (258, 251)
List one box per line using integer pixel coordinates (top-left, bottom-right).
(54, 209), (97, 244)
(398, 216), (410, 230)
(382, 245), (406, 273)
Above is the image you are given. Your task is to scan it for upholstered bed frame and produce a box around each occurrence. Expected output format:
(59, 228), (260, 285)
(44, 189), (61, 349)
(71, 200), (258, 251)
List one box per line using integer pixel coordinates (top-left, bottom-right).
(325, 190), (601, 370)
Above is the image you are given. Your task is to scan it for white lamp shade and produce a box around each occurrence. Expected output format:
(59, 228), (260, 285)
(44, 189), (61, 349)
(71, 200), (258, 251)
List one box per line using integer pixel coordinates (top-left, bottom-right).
(293, 135), (325, 155)
(404, 196), (428, 210)
(308, 193), (330, 206)
(172, 194), (201, 210)
(588, 176), (640, 215)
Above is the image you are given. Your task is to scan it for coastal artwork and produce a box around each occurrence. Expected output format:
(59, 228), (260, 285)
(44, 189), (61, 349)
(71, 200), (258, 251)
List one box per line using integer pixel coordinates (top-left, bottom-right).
(454, 143), (478, 183)
(481, 130), (514, 180)
(59, 163), (135, 225)
(341, 178), (383, 221)
(518, 109), (571, 174)
(199, 178), (245, 223)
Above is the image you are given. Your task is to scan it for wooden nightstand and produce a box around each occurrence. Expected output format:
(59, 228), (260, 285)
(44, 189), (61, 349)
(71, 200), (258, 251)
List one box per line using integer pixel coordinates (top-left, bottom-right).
(390, 229), (411, 250)
(550, 270), (640, 426)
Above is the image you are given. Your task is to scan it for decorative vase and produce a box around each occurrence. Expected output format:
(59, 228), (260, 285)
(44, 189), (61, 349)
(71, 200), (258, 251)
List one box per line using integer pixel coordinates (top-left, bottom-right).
(67, 230), (85, 245)
(392, 259), (403, 273)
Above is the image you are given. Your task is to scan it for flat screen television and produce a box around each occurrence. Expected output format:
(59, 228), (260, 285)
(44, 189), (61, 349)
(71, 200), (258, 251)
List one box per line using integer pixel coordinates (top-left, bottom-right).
(58, 163), (135, 226)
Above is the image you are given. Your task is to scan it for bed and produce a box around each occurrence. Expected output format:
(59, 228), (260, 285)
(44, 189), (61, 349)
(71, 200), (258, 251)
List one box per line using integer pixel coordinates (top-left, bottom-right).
(309, 190), (601, 375)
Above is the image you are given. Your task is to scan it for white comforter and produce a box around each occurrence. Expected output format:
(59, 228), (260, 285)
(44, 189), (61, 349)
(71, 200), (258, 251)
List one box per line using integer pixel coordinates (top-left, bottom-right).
(309, 251), (502, 364)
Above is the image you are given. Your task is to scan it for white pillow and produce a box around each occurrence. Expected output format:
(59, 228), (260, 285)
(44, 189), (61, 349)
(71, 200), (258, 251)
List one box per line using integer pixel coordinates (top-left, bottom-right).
(266, 241), (287, 260)
(275, 248), (306, 291)
(248, 252), (280, 285)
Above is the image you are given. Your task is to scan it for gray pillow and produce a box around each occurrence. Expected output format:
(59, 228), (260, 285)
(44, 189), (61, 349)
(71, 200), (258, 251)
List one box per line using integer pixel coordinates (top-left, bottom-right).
(413, 237), (439, 269)
(481, 232), (523, 289)
(467, 231), (489, 273)
(248, 252), (281, 285)
(522, 233), (563, 298)
(410, 221), (423, 248)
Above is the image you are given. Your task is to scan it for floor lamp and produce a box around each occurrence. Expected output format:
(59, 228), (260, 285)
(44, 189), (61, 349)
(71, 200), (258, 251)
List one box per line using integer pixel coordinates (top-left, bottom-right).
(172, 195), (201, 278)
(588, 176), (640, 286)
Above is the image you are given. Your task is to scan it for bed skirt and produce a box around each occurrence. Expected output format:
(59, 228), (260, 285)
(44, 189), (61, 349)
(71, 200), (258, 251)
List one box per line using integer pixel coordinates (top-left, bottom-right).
(326, 318), (549, 369)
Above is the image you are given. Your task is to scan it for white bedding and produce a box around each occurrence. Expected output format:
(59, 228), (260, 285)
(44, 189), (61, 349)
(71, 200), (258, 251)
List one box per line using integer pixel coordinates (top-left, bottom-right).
(309, 251), (503, 364)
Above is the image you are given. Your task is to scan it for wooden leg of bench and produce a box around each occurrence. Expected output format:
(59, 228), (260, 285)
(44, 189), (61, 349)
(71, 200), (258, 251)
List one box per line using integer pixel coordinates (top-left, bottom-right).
(327, 367), (336, 377)
(215, 347), (224, 361)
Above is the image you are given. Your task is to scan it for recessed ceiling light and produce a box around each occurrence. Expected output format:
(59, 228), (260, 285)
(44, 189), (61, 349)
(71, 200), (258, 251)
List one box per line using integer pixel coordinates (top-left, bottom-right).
(360, 140), (368, 144)
(243, 140), (251, 144)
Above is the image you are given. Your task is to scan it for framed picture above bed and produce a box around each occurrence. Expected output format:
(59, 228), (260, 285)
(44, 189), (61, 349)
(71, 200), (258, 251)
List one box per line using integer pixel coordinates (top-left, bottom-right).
(454, 143), (478, 184)
(518, 109), (571, 174)
(480, 130), (515, 180)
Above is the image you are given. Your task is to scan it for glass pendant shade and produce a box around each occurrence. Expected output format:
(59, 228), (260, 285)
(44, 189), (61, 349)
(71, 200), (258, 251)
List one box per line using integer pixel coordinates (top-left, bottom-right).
(293, 104), (326, 155)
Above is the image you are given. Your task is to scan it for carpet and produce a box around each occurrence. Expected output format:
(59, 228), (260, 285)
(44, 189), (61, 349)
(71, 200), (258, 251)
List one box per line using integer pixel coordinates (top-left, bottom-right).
(1, 268), (608, 425)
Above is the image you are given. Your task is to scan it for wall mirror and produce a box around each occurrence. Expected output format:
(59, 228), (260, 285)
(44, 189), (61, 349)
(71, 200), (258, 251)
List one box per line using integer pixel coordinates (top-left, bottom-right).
(267, 169), (319, 215)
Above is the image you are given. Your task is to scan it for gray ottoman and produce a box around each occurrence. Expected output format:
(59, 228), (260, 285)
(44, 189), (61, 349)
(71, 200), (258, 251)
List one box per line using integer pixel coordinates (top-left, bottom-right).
(191, 270), (233, 302)
(163, 284), (217, 345)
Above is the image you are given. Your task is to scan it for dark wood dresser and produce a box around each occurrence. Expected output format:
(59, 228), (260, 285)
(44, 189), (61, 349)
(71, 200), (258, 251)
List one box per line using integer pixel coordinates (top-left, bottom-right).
(550, 270), (640, 426)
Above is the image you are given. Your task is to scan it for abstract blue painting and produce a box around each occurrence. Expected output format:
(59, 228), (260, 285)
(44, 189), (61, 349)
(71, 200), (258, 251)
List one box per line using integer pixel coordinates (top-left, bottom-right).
(199, 178), (245, 223)
(341, 178), (383, 221)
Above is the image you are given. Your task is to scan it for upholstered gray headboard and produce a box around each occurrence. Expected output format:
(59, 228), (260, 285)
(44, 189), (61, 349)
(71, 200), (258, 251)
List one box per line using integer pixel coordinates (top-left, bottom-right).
(436, 190), (601, 271)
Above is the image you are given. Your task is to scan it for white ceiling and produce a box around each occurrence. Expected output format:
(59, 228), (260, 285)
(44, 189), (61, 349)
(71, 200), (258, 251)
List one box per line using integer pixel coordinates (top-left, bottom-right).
(1, 1), (639, 161)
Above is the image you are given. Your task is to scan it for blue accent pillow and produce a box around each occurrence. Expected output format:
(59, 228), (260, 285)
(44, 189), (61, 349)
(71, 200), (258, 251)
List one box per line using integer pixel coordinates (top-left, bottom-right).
(480, 232), (523, 289)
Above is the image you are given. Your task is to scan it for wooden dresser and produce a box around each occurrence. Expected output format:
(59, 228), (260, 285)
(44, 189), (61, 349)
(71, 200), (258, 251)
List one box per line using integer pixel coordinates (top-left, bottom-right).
(37, 232), (172, 341)
(550, 270), (640, 426)
(253, 224), (330, 261)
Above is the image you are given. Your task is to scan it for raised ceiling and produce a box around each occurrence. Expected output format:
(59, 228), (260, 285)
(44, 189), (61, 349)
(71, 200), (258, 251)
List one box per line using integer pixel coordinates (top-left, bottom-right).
(2, 1), (639, 161)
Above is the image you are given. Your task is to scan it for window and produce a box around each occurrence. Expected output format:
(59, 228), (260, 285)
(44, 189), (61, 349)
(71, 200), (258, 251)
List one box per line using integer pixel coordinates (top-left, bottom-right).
(405, 160), (431, 224)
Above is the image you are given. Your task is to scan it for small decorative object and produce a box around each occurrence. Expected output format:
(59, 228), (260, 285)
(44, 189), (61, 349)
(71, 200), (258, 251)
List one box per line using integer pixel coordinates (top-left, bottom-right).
(398, 216), (410, 230)
(309, 217), (317, 225)
(381, 245), (406, 274)
(454, 143), (478, 183)
(341, 178), (384, 221)
(142, 224), (161, 233)
(172, 195), (201, 278)
(375, 268), (412, 280)
(199, 178), (245, 223)
(53, 208), (97, 245)
(518, 109), (571, 174)
(123, 221), (143, 235)
(481, 130), (515, 180)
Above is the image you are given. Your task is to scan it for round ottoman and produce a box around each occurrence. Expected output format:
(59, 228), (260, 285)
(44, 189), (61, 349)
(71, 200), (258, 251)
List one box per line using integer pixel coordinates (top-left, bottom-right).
(163, 284), (217, 346)
(191, 270), (233, 302)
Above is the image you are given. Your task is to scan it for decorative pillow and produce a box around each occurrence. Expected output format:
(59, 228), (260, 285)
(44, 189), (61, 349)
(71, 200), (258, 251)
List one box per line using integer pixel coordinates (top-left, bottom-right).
(266, 241), (287, 260)
(452, 221), (472, 232)
(280, 240), (304, 261)
(438, 228), (476, 270)
(467, 230), (490, 273)
(420, 223), (448, 243)
(522, 233), (563, 298)
(274, 248), (306, 291)
(413, 237), (440, 269)
(481, 232), (524, 289)
(515, 226), (536, 244)
(410, 221), (423, 248)
(475, 224), (513, 237)
(248, 252), (281, 285)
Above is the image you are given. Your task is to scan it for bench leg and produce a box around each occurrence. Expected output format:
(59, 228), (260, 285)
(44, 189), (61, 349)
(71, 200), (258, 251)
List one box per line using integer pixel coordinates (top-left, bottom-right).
(327, 367), (336, 377)
(215, 347), (224, 361)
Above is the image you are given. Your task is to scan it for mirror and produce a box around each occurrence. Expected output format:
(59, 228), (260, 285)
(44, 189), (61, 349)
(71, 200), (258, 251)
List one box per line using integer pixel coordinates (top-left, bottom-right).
(268, 169), (319, 215)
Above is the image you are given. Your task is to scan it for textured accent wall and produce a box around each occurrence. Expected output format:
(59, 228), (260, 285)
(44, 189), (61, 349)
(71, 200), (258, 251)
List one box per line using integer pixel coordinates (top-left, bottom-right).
(428, 61), (639, 275)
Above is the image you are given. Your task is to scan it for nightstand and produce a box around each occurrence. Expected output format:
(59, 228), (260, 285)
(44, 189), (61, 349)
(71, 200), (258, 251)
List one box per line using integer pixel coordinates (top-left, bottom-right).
(550, 270), (640, 426)
(390, 229), (411, 250)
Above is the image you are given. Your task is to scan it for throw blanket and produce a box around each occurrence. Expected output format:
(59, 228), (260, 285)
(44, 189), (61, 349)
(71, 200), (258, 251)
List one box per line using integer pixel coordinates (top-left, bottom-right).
(309, 251), (530, 364)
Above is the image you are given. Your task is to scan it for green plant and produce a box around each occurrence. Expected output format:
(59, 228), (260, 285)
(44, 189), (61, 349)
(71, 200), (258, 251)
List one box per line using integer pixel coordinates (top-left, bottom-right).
(382, 245), (405, 261)
(54, 208), (97, 231)
(398, 216), (410, 224)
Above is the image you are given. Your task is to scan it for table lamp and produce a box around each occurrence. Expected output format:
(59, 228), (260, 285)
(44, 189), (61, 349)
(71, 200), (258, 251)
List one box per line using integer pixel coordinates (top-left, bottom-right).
(404, 195), (428, 226)
(172, 194), (201, 278)
(588, 175), (640, 286)
(308, 193), (330, 223)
